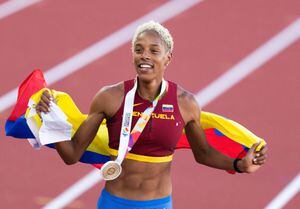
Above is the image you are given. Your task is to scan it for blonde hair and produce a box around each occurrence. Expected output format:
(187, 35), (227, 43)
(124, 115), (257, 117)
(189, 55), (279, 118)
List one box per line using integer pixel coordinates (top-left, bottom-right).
(132, 21), (174, 52)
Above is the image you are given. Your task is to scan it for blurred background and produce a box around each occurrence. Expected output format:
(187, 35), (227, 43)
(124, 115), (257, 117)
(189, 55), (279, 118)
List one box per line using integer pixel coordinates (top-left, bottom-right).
(0, 0), (299, 208)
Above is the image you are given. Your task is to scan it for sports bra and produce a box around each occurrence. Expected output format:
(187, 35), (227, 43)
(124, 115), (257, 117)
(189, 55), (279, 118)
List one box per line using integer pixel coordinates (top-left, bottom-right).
(106, 79), (185, 163)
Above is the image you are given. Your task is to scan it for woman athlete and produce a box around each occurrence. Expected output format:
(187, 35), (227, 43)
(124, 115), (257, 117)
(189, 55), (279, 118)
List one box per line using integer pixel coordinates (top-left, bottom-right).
(35, 21), (267, 209)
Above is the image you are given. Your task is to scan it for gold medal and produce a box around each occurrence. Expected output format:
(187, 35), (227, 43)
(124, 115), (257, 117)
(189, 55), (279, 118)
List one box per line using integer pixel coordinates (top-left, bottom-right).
(101, 161), (122, 181)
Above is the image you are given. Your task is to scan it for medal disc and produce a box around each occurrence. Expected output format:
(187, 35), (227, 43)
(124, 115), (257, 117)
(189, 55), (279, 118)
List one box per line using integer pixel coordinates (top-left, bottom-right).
(101, 161), (122, 181)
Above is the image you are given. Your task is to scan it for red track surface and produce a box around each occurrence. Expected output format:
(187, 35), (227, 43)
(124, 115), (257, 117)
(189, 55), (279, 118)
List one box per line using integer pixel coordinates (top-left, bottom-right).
(0, 0), (299, 208)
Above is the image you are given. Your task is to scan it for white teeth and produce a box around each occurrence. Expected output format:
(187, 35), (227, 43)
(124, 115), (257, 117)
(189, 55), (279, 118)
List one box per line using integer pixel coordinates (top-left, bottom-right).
(140, 64), (152, 68)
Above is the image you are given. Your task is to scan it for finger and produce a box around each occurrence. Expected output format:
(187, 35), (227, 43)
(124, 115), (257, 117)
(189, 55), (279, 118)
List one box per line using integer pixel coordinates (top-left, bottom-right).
(39, 100), (50, 110)
(256, 159), (266, 165)
(257, 146), (268, 155)
(41, 94), (51, 105)
(252, 158), (264, 165)
(43, 89), (52, 98)
(252, 158), (258, 164)
(35, 106), (41, 115)
(255, 155), (267, 161)
(249, 142), (260, 154)
(36, 105), (49, 113)
(37, 100), (50, 112)
(35, 107), (44, 117)
(45, 89), (55, 102)
(254, 149), (268, 157)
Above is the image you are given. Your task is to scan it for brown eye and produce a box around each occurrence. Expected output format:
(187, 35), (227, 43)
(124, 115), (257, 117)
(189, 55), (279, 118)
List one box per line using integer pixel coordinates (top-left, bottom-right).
(151, 49), (159, 54)
(134, 48), (142, 53)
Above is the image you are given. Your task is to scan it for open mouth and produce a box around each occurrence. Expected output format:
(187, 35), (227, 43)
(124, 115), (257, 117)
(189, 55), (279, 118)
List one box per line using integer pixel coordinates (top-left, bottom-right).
(138, 63), (154, 71)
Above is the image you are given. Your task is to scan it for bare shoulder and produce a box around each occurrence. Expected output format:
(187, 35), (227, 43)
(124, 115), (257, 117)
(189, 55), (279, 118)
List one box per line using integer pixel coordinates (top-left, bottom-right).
(89, 81), (124, 118)
(96, 81), (124, 99)
(177, 85), (201, 125)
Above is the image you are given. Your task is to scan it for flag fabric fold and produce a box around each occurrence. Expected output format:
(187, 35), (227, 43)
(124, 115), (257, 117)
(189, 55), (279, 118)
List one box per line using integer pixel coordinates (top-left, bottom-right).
(5, 69), (266, 173)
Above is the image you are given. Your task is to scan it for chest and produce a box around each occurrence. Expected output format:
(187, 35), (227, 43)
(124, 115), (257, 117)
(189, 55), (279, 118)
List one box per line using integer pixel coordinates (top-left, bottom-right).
(131, 102), (184, 149)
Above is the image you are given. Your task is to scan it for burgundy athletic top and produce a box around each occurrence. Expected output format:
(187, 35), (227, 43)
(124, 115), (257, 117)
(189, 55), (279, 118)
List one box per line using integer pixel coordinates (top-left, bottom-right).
(106, 79), (185, 157)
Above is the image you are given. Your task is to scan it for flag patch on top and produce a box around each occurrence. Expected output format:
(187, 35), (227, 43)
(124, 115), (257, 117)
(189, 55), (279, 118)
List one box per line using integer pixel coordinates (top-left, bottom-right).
(162, 104), (174, 112)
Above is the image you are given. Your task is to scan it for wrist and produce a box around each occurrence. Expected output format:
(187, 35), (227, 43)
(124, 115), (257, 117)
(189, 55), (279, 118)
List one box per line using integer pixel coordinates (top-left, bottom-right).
(233, 158), (244, 173)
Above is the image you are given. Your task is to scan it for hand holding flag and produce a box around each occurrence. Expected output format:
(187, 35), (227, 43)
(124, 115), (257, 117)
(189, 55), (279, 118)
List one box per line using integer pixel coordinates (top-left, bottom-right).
(35, 90), (53, 115)
(238, 143), (268, 173)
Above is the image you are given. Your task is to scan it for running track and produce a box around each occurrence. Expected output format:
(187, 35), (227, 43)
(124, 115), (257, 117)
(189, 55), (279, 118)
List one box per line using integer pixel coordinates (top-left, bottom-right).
(0, 0), (299, 208)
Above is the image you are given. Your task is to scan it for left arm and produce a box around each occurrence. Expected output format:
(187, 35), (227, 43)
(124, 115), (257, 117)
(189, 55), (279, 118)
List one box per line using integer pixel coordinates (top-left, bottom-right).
(178, 89), (267, 173)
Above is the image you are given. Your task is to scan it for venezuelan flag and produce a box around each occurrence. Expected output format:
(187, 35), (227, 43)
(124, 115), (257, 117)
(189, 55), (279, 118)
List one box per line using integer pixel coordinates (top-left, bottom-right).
(5, 70), (110, 168)
(5, 70), (266, 173)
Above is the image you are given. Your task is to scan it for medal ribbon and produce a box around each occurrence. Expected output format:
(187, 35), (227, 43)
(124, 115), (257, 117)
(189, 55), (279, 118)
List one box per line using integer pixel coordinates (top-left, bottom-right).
(115, 78), (167, 164)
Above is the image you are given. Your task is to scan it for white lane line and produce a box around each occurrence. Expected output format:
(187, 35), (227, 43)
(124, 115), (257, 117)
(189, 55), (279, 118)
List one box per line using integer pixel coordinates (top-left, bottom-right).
(0, 0), (203, 113)
(43, 170), (102, 209)
(41, 170), (101, 209)
(264, 173), (300, 209)
(196, 18), (300, 107)
(0, 0), (42, 20)
(42, 18), (300, 209)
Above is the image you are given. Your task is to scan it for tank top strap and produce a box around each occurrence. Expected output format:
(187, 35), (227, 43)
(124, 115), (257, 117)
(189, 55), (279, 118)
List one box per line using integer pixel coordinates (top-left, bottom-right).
(163, 80), (177, 100)
(124, 79), (135, 93)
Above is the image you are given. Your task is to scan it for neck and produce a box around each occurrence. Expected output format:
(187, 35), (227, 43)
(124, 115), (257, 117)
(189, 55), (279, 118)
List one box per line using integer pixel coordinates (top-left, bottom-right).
(137, 78), (163, 101)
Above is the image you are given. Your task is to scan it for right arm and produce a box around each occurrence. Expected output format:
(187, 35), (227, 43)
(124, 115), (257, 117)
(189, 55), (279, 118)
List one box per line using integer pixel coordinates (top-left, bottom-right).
(36, 87), (118, 165)
(55, 96), (105, 164)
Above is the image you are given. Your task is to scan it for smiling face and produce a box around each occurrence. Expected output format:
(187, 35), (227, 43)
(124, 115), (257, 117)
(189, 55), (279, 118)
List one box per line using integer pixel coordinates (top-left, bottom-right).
(133, 30), (172, 83)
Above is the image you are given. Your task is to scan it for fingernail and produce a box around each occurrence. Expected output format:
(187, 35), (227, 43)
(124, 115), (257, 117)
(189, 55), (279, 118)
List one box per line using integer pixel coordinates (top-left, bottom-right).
(256, 154), (260, 157)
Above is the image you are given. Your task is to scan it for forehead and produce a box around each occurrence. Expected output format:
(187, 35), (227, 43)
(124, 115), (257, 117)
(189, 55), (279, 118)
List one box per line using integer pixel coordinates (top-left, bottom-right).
(134, 30), (165, 48)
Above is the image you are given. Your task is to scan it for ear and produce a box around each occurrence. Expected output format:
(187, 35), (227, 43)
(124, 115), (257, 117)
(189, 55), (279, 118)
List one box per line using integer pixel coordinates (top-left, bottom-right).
(165, 52), (173, 67)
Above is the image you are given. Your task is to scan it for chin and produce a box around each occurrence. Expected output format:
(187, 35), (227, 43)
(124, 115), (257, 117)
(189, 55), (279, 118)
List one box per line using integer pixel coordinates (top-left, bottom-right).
(137, 74), (155, 83)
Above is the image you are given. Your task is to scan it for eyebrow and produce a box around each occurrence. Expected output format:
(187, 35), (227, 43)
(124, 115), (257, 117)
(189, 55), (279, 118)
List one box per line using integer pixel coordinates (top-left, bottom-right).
(135, 43), (161, 48)
(150, 44), (161, 48)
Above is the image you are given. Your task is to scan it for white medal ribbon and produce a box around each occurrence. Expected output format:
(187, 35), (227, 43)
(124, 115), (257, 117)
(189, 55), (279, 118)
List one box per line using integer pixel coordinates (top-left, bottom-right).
(101, 78), (167, 181)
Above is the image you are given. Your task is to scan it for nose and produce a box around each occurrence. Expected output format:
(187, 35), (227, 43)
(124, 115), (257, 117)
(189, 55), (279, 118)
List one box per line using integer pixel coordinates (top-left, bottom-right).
(141, 50), (151, 60)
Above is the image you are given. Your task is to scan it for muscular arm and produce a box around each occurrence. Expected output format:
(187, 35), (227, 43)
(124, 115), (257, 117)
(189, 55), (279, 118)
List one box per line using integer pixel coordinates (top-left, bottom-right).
(178, 88), (267, 173)
(55, 108), (104, 164)
(54, 90), (107, 164)
(181, 94), (235, 171)
(36, 83), (124, 165)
